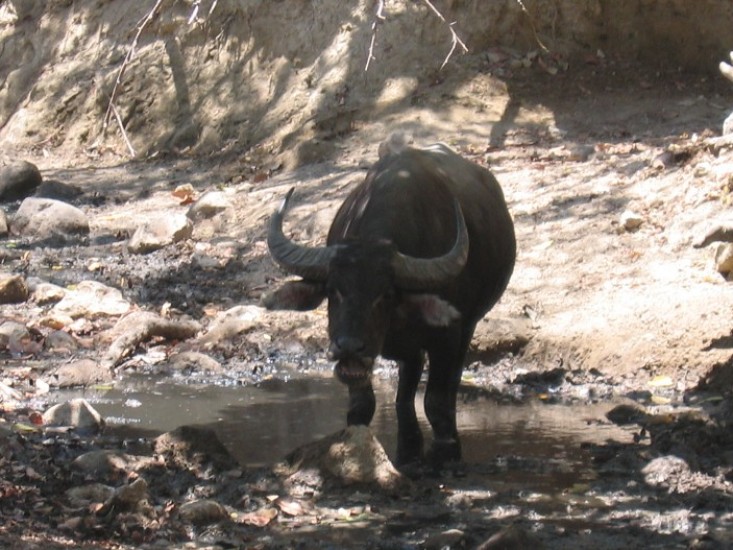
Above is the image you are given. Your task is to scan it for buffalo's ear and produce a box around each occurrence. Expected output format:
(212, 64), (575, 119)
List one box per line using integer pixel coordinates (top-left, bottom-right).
(400, 294), (461, 326)
(261, 281), (326, 311)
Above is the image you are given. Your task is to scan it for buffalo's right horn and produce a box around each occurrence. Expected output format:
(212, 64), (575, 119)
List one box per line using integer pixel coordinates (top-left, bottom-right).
(392, 199), (469, 290)
(267, 187), (335, 281)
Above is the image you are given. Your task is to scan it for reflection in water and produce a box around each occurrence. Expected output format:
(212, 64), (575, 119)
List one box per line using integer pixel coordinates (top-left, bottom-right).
(53, 375), (631, 485)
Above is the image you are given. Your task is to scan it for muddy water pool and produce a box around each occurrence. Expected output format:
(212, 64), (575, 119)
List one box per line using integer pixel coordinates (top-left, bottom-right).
(53, 374), (634, 489)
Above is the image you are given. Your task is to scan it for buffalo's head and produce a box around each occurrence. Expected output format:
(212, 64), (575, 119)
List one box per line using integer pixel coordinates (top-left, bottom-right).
(263, 188), (468, 386)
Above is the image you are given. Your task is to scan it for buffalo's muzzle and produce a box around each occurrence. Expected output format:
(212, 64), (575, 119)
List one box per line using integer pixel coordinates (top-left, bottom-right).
(334, 356), (374, 387)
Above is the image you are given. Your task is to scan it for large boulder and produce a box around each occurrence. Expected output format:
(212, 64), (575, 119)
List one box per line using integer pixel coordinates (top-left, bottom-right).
(11, 197), (89, 238)
(0, 161), (42, 202)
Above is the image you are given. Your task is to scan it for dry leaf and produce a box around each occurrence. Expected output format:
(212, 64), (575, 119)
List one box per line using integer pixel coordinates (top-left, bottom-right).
(238, 507), (278, 527)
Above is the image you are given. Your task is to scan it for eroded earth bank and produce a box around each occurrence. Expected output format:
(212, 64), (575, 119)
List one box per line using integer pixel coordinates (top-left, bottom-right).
(2, 1), (733, 548)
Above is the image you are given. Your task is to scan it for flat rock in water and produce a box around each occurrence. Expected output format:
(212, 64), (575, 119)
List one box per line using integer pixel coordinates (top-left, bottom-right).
(0, 274), (28, 304)
(127, 213), (193, 254)
(0, 160), (42, 201)
(42, 398), (105, 432)
(52, 280), (131, 318)
(11, 197), (89, 238)
(276, 425), (407, 493)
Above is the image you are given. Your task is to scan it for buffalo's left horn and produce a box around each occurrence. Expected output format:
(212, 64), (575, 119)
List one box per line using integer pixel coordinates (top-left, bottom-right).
(267, 187), (335, 281)
(392, 200), (469, 290)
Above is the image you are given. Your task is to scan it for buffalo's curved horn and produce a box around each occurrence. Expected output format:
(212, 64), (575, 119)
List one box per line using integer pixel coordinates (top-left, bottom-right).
(267, 187), (335, 281)
(392, 200), (469, 290)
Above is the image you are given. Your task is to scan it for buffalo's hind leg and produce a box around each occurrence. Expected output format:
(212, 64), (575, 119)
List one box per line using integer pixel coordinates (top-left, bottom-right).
(424, 327), (472, 465)
(395, 354), (425, 465)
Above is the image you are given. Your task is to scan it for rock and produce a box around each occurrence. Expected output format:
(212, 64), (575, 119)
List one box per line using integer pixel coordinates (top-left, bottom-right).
(187, 191), (232, 221)
(72, 450), (154, 477)
(424, 529), (466, 550)
(154, 425), (238, 471)
(178, 499), (230, 525)
(163, 351), (223, 374)
(0, 209), (7, 237)
(620, 209), (644, 232)
(642, 455), (691, 487)
(0, 274), (28, 304)
(11, 197), (89, 238)
(42, 398), (105, 432)
(0, 160), (42, 201)
(31, 281), (67, 304)
(43, 330), (78, 354)
(127, 213), (193, 254)
(276, 426), (407, 493)
(714, 243), (733, 279)
(196, 305), (264, 348)
(45, 359), (112, 388)
(0, 320), (30, 349)
(34, 179), (83, 201)
(52, 280), (131, 318)
(694, 222), (733, 248)
(476, 524), (543, 550)
(65, 483), (116, 507)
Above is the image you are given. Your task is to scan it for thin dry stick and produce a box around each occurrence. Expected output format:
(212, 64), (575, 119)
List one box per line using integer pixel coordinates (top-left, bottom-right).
(100, 0), (165, 150)
(515, 0), (550, 53)
(111, 103), (136, 157)
(364, 0), (386, 72)
(421, 0), (468, 69)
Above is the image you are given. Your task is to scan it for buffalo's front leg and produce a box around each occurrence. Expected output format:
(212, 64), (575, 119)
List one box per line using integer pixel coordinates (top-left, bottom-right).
(395, 355), (425, 465)
(346, 382), (376, 426)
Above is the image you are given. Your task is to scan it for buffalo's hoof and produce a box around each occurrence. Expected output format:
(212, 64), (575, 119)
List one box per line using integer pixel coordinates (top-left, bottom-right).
(426, 438), (461, 466)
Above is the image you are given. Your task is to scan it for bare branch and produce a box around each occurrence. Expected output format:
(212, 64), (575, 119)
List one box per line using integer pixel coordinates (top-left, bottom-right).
(99, 0), (166, 154)
(421, 0), (468, 69)
(515, 0), (550, 53)
(111, 103), (136, 157)
(364, 0), (386, 72)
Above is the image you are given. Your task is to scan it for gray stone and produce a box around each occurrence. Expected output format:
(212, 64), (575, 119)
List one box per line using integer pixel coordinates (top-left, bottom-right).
(11, 197), (89, 238)
(127, 213), (193, 254)
(0, 209), (7, 237)
(0, 160), (42, 201)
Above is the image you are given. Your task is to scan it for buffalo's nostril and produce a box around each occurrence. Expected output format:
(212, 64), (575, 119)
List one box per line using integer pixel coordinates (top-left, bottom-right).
(332, 336), (365, 357)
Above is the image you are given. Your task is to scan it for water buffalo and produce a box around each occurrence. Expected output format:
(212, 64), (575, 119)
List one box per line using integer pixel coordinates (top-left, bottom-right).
(264, 138), (516, 465)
